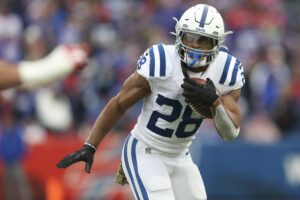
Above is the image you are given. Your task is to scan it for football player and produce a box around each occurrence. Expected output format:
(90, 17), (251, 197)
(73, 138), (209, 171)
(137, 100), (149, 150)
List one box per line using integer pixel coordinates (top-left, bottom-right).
(57, 4), (245, 200)
(0, 44), (89, 90)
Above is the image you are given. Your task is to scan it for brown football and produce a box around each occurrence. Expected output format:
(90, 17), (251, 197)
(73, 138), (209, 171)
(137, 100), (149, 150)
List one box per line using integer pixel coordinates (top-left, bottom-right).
(185, 78), (213, 119)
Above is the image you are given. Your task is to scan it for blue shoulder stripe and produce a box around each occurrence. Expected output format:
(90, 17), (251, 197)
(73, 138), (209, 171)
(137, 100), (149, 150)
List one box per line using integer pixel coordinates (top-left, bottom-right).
(199, 5), (209, 27)
(219, 54), (232, 84)
(149, 46), (155, 76)
(229, 60), (240, 86)
(157, 44), (166, 76)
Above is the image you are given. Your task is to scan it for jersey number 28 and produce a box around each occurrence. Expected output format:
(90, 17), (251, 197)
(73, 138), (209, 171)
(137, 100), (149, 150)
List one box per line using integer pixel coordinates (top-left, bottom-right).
(147, 94), (203, 138)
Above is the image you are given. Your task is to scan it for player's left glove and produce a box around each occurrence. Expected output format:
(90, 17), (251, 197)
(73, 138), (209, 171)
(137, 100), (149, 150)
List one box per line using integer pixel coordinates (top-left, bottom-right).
(56, 143), (96, 173)
(181, 78), (219, 106)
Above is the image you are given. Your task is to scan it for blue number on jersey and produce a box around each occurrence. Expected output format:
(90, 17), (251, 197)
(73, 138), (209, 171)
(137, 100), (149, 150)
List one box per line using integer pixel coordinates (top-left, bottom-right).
(147, 94), (203, 138)
(176, 106), (203, 138)
(147, 94), (182, 137)
(137, 54), (147, 69)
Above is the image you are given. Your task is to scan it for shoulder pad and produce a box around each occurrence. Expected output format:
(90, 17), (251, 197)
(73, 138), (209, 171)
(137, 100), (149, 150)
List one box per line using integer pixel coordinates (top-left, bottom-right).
(137, 43), (175, 79)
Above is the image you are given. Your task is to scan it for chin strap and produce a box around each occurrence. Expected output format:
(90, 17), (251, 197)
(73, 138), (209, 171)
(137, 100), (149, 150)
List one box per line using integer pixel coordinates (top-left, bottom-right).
(181, 61), (190, 78)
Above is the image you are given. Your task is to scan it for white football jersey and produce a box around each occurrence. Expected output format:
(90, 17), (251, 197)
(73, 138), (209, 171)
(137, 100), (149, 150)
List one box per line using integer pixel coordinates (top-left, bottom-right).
(131, 43), (245, 154)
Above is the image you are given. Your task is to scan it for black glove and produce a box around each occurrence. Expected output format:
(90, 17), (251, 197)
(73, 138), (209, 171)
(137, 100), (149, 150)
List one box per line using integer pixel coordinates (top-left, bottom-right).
(56, 144), (96, 173)
(181, 78), (219, 106)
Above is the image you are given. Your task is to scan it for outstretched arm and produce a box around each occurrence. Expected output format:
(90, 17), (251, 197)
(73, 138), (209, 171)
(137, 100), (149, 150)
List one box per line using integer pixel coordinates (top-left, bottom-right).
(86, 71), (151, 147)
(56, 71), (151, 173)
(0, 44), (89, 90)
(0, 62), (21, 90)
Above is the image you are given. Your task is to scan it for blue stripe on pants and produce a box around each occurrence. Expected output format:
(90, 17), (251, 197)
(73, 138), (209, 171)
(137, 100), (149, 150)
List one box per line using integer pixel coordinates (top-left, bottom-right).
(124, 134), (140, 200)
(131, 138), (149, 200)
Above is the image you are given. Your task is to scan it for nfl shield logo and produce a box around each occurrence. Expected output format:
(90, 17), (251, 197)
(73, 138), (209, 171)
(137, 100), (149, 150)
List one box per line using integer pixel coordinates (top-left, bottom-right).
(145, 147), (151, 154)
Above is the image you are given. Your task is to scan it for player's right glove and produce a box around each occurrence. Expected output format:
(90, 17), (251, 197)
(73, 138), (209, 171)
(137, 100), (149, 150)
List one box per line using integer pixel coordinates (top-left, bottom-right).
(56, 143), (96, 173)
(181, 78), (219, 106)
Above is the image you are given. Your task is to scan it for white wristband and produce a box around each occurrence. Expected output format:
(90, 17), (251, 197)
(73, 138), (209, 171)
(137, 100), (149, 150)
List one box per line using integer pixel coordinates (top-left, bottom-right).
(213, 105), (240, 141)
(84, 142), (97, 151)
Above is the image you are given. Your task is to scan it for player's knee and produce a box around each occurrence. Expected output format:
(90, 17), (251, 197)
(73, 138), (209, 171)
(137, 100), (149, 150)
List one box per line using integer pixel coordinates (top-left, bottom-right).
(189, 177), (206, 199)
(149, 187), (175, 200)
(144, 175), (172, 192)
(187, 165), (207, 200)
(143, 176), (174, 200)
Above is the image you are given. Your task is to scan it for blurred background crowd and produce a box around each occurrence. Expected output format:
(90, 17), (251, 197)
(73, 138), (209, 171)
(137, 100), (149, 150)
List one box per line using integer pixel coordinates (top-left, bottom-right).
(0, 0), (300, 199)
(1, 0), (300, 143)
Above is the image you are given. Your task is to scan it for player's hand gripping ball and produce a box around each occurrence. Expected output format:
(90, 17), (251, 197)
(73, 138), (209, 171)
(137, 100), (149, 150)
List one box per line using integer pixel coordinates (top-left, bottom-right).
(181, 78), (219, 118)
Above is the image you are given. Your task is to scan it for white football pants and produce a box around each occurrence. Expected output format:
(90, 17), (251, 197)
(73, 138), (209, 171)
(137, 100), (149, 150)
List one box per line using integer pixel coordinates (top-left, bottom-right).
(121, 133), (207, 200)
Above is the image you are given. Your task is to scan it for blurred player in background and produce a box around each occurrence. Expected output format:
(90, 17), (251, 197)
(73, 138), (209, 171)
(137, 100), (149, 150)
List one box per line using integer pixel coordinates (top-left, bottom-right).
(0, 44), (89, 90)
(57, 4), (245, 200)
(0, 43), (89, 200)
